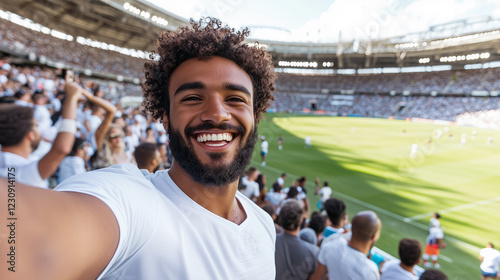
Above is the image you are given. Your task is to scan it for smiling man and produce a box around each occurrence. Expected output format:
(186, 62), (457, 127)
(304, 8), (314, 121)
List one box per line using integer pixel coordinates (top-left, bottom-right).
(0, 18), (276, 280)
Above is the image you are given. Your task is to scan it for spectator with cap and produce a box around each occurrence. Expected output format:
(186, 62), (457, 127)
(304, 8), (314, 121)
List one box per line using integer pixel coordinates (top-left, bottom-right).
(275, 200), (319, 280)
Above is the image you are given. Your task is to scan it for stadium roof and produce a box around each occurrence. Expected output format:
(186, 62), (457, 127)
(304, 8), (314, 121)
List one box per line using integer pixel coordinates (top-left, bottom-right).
(0, 0), (189, 52)
(1, 0), (500, 71)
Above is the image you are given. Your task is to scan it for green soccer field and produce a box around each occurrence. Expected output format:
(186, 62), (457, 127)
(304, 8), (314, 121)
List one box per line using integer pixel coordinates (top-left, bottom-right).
(251, 113), (500, 280)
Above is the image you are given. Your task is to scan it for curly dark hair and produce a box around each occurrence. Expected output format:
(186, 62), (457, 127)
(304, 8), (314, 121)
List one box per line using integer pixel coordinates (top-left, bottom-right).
(143, 17), (276, 123)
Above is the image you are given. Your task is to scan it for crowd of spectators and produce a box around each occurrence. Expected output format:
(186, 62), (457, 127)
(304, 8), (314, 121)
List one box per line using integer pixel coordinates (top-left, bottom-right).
(276, 68), (500, 94)
(0, 18), (145, 78)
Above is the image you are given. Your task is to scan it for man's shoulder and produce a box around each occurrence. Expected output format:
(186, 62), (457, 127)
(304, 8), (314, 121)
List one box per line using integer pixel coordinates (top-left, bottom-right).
(56, 163), (155, 194)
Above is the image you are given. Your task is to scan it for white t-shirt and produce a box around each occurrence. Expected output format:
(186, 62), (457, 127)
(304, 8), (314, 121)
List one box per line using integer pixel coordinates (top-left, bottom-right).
(261, 140), (268, 153)
(318, 186), (332, 202)
(480, 247), (500, 274)
(57, 156), (86, 183)
(0, 151), (48, 188)
(56, 164), (276, 280)
(239, 176), (260, 198)
(265, 191), (287, 206)
(318, 238), (380, 280)
(426, 227), (444, 245)
(276, 177), (284, 186)
(380, 260), (418, 280)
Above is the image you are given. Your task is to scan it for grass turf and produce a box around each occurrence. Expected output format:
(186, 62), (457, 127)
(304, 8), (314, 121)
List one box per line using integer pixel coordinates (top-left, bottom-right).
(252, 113), (500, 280)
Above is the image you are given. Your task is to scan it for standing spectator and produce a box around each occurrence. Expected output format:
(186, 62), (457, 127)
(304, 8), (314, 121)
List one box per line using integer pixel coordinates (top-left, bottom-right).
(322, 198), (350, 244)
(296, 176), (310, 216)
(0, 81), (82, 188)
(134, 142), (160, 173)
(122, 125), (140, 159)
(239, 166), (260, 202)
(315, 177), (332, 211)
(91, 124), (131, 169)
(479, 242), (500, 280)
(275, 200), (319, 280)
(260, 136), (268, 166)
(381, 238), (421, 280)
(276, 172), (286, 188)
(310, 211), (382, 280)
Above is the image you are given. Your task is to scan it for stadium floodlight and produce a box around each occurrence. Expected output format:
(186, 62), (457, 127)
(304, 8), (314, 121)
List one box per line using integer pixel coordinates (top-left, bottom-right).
(419, 58), (430, 64)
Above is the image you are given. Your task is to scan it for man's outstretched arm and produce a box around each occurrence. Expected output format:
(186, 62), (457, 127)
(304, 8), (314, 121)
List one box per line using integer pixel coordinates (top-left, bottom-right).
(0, 178), (119, 280)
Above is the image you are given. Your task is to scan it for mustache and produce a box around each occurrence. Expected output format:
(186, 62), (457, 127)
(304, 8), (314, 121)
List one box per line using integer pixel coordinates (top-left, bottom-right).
(184, 123), (246, 137)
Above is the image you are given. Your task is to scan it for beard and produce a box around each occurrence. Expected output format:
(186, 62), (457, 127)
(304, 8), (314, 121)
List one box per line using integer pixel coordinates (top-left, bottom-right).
(168, 122), (257, 187)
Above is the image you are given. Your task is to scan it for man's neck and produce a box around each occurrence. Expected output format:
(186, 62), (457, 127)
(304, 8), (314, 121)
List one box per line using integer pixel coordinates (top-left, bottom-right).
(399, 263), (416, 275)
(284, 228), (300, 237)
(1, 145), (30, 159)
(347, 240), (370, 255)
(168, 163), (246, 224)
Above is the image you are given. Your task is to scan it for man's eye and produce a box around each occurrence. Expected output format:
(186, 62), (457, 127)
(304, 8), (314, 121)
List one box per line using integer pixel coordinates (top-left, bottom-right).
(182, 96), (201, 101)
(227, 97), (246, 102)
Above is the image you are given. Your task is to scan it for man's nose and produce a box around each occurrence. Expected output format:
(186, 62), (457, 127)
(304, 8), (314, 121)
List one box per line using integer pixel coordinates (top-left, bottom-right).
(200, 95), (231, 124)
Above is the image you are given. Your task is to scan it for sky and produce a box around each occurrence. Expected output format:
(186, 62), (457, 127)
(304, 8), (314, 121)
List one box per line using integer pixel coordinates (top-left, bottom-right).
(147, 0), (500, 42)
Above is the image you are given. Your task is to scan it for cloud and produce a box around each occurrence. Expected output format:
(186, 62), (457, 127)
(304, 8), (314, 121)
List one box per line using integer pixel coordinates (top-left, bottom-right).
(291, 0), (495, 42)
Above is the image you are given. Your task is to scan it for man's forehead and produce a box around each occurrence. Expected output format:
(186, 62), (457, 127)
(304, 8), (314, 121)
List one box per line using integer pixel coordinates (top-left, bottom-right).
(169, 56), (253, 92)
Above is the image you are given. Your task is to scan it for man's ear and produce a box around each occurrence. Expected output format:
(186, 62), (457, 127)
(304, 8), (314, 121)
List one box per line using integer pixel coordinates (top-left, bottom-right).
(26, 130), (35, 141)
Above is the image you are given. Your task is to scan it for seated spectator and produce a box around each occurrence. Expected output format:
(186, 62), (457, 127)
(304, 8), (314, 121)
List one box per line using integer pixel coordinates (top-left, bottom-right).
(275, 200), (319, 280)
(310, 211), (382, 280)
(381, 238), (421, 280)
(134, 142), (160, 173)
(58, 138), (89, 183)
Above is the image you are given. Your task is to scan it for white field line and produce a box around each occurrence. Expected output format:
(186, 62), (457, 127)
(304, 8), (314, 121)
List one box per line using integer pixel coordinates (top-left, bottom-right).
(406, 196), (500, 222)
(253, 160), (481, 255)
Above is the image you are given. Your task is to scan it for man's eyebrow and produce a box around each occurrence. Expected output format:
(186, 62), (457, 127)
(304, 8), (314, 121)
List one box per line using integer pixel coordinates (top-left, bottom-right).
(224, 83), (251, 96)
(174, 82), (205, 95)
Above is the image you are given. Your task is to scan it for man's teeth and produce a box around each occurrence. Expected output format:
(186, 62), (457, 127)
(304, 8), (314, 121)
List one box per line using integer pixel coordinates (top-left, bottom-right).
(196, 133), (233, 143)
